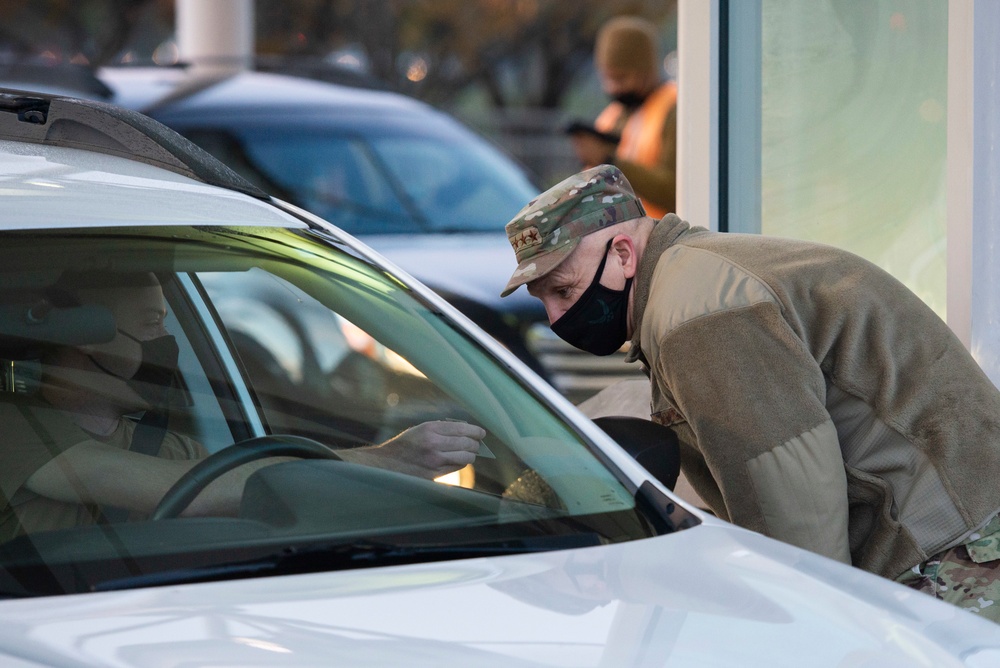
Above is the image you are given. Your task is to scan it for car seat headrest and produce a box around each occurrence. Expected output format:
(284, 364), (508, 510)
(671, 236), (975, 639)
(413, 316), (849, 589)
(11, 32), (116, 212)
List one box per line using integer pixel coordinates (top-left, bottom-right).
(0, 300), (116, 359)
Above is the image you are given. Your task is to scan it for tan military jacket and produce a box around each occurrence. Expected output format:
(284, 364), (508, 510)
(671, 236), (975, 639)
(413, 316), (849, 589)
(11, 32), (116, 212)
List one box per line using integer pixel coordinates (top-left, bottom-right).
(627, 215), (1000, 578)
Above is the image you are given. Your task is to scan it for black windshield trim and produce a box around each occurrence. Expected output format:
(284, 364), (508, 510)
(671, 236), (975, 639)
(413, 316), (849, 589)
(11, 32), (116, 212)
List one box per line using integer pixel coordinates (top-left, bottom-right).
(0, 509), (657, 597)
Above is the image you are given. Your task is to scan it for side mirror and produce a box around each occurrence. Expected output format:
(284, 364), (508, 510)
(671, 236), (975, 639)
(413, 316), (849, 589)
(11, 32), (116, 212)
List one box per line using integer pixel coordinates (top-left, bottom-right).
(592, 416), (680, 491)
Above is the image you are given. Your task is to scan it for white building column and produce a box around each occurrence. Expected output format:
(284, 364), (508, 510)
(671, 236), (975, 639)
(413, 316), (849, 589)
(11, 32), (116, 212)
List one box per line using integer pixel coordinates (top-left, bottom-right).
(176, 0), (255, 75)
(947, 0), (1000, 384)
(676, 0), (720, 231)
(676, 0), (760, 235)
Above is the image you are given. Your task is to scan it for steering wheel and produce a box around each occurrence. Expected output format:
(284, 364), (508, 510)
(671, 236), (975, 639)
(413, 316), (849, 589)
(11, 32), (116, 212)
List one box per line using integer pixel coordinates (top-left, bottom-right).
(151, 435), (342, 520)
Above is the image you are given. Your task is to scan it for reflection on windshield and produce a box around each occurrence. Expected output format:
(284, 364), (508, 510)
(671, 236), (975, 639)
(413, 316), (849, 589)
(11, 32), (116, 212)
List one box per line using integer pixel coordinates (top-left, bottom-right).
(0, 226), (650, 596)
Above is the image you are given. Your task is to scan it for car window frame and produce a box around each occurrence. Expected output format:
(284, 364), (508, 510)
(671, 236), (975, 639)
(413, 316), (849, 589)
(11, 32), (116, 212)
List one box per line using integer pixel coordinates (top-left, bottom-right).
(171, 272), (266, 446)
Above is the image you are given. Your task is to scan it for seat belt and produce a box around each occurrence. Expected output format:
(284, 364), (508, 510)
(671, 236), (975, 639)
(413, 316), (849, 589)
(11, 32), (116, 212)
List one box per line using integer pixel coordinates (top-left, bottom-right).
(100, 409), (168, 524)
(128, 409), (169, 457)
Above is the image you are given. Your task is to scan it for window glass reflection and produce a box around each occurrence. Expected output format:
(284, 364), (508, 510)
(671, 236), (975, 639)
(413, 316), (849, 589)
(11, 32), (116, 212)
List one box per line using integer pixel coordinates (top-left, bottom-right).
(760, 0), (947, 315)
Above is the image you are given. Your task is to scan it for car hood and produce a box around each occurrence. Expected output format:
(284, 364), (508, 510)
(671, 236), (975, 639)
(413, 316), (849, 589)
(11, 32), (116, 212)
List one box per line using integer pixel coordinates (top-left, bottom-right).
(363, 233), (542, 317)
(0, 521), (996, 667)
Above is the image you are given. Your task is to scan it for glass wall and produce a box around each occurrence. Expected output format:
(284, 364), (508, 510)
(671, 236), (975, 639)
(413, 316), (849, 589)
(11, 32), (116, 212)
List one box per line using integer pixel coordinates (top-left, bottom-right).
(757, 0), (948, 316)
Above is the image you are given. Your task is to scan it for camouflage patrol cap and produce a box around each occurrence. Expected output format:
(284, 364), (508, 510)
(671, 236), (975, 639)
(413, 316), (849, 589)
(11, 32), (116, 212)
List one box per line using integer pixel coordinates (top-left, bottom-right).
(500, 164), (646, 297)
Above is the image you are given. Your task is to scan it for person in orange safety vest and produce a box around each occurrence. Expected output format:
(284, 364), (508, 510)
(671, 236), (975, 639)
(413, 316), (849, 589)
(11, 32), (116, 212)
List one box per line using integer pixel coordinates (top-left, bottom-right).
(568, 16), (677, 220)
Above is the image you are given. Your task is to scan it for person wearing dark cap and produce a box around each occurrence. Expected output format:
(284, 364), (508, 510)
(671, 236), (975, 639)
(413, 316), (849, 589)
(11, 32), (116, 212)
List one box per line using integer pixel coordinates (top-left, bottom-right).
(567, 15), (676, 219)
(501, 163), (1000, 623)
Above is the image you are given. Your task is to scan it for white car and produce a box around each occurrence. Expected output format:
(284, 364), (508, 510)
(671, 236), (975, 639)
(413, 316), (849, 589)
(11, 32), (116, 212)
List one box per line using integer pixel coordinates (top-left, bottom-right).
(0, 89), (998, 667)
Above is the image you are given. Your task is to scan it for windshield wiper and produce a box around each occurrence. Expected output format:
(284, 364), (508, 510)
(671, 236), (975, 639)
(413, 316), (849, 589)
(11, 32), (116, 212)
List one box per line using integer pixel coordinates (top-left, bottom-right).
(91, 532), (606, 592)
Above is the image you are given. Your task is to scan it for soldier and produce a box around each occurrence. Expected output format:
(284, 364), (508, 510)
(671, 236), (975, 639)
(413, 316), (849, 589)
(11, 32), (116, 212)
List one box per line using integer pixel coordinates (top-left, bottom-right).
(501, 163), (1000, 623)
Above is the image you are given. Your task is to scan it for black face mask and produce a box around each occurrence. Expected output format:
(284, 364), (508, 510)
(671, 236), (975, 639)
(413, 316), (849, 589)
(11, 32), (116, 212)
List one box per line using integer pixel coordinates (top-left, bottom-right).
(551, 241), (633, 356)
(612, 90), (648, 110)
(89, 330), (180, 407)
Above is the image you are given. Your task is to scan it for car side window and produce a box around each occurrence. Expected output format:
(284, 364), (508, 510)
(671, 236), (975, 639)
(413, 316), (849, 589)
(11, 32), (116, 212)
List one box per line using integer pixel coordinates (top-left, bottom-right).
(197, 269), (458, 452)
(181, 128), (422, 234)
(369, 134), (539, 232)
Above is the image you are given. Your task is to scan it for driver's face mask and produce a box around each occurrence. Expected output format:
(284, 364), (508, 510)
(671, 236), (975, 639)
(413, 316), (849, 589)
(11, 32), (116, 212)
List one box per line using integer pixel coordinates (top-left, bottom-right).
(89, 330), (180, 407)
(550, 240), (633, 356)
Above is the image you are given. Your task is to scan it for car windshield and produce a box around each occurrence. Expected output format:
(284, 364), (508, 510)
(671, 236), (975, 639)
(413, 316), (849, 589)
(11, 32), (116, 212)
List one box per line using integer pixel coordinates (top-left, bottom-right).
(0, 225), (658, 596)
(179, 126), (539, 235)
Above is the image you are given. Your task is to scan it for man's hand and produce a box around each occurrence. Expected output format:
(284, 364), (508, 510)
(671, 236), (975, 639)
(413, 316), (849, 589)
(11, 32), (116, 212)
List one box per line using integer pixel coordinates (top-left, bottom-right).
(570, 133), (618, 169)
(339, 420), (486, 479)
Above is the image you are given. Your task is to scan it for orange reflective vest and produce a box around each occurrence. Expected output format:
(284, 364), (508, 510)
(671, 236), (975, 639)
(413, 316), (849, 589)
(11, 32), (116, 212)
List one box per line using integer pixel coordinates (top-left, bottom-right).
(595, 81), (677, 220)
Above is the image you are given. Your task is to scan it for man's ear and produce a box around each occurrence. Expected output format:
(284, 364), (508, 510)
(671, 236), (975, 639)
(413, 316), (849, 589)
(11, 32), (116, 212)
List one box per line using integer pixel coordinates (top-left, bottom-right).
(610, 234), (638, 279)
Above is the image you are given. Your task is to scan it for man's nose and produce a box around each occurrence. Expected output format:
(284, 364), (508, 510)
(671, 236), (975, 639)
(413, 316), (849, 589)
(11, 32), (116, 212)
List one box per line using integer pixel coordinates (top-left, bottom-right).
(543, 301), (566, 325)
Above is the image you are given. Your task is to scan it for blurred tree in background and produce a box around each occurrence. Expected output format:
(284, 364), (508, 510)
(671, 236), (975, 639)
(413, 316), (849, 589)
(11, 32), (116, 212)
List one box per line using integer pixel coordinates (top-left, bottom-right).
(0, 0), (173, 65)
(0, 0), (675, 109)
(0, 0), (675, 185)
(256, 0), (675, 109)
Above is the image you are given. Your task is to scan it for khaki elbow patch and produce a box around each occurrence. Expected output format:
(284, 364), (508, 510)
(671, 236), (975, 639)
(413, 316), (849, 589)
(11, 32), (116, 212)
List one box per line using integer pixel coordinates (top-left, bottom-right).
(746, 420), (851, 564)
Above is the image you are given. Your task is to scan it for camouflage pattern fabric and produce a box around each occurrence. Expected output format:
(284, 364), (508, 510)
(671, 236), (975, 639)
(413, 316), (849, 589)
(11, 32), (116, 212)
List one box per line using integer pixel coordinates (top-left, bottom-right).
(502, 469), (566, 510)
(500, 164), (646, 297)
(896, 513), (1000, 624)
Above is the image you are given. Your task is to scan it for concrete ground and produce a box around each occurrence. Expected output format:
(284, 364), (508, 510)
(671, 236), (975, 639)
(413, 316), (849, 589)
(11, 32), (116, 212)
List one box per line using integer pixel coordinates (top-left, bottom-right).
(576, 379), (707, 510)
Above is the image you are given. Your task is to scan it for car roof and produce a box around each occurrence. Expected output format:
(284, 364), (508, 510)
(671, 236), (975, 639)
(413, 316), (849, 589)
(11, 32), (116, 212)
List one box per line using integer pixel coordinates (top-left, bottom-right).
(0, 88), (268, 194)
(101, 68), (442, 122)
(0, 89), (302, 230)
(0, 139), (303, 230)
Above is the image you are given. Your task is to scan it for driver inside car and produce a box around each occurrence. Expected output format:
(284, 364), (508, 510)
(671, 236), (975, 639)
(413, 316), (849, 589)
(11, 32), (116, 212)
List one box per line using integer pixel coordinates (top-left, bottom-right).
(0, 271), (484, 541)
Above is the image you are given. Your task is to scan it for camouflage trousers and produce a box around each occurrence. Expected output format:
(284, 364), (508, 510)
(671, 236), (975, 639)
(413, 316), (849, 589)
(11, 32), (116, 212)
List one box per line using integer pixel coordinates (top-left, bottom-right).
(895, 514), (1000, 624)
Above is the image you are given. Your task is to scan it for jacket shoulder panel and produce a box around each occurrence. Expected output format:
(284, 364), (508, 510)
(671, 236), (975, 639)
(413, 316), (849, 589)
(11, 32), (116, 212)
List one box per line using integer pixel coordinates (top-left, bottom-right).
(642, 244), (779, 340)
